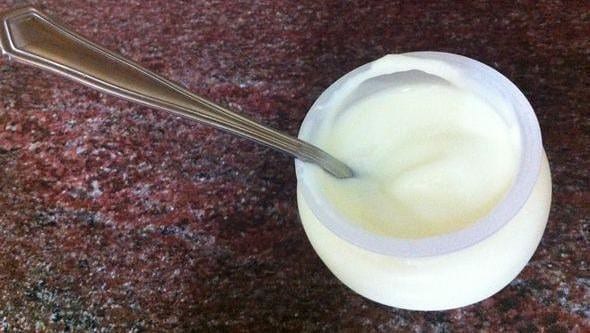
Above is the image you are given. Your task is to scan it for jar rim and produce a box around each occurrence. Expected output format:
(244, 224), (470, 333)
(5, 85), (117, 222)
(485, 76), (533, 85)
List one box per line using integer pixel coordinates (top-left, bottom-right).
(295, 51), (543, 258)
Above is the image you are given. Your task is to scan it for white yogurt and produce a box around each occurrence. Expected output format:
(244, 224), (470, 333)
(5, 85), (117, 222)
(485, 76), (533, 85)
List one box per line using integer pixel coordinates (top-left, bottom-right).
(315, 83), (520, 238)
(296, 52), (552, 310)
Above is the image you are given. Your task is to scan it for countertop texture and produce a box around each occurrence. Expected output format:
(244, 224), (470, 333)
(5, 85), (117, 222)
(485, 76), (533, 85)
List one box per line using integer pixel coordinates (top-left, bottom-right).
(0, 0), (588, 331)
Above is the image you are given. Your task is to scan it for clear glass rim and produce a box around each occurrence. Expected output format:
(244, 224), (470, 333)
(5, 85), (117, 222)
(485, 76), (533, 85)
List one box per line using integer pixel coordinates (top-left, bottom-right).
(295, 51), (543, 258)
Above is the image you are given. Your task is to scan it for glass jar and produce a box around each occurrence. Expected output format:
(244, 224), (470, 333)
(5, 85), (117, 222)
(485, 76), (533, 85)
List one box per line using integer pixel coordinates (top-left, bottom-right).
(295, 52), (552, 310)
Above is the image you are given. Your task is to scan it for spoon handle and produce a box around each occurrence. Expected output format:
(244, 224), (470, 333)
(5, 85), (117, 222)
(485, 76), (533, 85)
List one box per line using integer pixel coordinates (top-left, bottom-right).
(0, 6), (353, 178)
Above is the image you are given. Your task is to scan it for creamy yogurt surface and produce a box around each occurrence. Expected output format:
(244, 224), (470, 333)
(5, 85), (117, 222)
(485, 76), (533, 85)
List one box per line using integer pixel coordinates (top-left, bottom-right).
(305, 55), (521, 238)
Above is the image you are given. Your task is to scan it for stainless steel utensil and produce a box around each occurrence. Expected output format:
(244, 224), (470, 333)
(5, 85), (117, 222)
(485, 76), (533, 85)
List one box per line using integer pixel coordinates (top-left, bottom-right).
(0, 6), (353, 178)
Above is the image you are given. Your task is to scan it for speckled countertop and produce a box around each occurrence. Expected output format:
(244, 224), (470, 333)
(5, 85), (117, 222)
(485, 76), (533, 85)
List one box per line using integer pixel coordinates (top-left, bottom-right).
(0, 0), (588, 331)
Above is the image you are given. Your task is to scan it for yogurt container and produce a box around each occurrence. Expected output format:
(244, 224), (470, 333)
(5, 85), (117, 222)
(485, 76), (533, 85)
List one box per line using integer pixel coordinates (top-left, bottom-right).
(295, 52), (552, 310)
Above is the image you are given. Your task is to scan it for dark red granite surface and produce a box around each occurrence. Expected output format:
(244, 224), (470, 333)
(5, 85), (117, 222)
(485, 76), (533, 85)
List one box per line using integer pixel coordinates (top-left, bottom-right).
(0, 0), (588, 331)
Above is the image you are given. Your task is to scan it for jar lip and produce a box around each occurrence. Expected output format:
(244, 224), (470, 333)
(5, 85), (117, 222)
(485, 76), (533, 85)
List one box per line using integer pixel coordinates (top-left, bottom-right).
(295, 51), (543, 258)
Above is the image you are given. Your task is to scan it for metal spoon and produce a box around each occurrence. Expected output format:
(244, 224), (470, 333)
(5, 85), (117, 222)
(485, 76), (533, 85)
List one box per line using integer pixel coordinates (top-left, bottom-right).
(0, 6), (353, 178)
